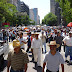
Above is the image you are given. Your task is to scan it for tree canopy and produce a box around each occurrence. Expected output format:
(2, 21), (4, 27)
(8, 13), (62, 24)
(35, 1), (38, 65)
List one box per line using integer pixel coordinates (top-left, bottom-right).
(42, 13), (57, 26)
(56, 0), (72, 24)
(0, 0), (17, 26)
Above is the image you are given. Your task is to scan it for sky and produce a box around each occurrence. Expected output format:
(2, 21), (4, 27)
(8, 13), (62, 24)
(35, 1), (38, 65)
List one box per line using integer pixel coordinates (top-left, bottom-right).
(20, 0), (50, 23)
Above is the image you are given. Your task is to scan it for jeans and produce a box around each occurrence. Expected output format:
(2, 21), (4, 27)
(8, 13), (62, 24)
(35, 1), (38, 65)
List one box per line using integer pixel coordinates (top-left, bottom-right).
(10, 68), (24, 72)
(43, 42), (46, 53)
(9, 36), (11, 42)
(65, 46), (72, 61)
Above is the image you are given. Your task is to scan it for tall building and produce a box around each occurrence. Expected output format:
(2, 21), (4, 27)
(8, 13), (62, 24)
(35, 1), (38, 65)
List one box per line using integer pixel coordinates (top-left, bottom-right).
(29, 9), (34, 21)
(33, 8), (38, 24)
(29, 8), (40, 24)
(7, 0), (21, 12)
(50, 0), (61, 25)
(20, 2), (29, 15)
(50, 0), (55, 14)
(37, 15), (40, 24)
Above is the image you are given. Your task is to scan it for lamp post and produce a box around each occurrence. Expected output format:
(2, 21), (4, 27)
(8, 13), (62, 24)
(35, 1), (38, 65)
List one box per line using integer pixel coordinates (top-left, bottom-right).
(58, 7), (62, 26)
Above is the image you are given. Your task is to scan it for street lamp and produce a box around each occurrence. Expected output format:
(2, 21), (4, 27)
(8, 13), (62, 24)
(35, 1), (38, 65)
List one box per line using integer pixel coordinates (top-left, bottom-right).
(58, 7), (63, 26)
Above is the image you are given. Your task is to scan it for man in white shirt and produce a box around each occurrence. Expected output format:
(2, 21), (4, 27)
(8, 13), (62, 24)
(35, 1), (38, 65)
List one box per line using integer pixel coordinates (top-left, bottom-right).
(40, 32), (46, 53)
(42, 41), (64, 72)
(8, 30), (12, 42)
(18, 32), (27, 50)
(63, 31), (72, 64)
(31, 32), (42, 67)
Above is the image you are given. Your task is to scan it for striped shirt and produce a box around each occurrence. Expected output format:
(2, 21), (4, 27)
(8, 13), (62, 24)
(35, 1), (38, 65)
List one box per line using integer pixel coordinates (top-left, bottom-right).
(7, 49), (29, 71)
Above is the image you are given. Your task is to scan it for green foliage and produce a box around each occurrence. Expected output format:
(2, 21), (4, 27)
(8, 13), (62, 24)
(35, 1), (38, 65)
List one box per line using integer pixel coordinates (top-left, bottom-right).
(42, 13), (57, 26)
(0, 0), (33, 26)
(0, 0), (17, 26)
(56, 0), (72, 24)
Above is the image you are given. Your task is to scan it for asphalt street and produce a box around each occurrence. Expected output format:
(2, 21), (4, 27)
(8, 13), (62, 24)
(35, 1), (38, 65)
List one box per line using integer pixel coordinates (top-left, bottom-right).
(1, 33), (72, 72)
(2, 43), (72, 72)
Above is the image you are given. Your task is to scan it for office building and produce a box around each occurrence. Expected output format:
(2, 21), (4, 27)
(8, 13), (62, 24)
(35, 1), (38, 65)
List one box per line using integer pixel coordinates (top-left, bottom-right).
(7, 0), (21, 12)
(50, 0), (61, 25)
(20, 2), (29, 15)
(29, 8), (40, 24)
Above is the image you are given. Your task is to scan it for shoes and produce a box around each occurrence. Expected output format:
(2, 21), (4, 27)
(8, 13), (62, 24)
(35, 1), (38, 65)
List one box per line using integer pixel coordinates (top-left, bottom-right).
(38, 66), (41, 67)
(65, 60), (69, 63)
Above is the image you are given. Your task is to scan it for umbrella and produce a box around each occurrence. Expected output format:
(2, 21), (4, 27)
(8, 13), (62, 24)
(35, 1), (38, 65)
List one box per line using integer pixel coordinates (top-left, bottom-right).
(67, 22), (72, 27)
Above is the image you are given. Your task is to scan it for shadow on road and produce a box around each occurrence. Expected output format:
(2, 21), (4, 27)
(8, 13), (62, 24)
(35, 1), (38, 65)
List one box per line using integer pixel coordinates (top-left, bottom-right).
(33, 62), (42, 72)
(33, 66), (42, 72)
(0, 60), (7, 72)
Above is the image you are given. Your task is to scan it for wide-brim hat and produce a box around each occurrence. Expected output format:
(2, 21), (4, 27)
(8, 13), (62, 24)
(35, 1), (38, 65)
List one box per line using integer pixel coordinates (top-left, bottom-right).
(48, 41), (60, 48)
(9, 39), (23, 49)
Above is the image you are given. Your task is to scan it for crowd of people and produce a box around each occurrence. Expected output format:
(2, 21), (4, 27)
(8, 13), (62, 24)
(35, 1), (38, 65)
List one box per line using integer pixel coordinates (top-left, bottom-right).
(0, 25), (72, 72)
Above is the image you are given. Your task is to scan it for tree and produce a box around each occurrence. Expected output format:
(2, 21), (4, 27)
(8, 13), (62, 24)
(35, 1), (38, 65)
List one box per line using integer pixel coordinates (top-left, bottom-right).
(56, 0), (72, 25)
(42, 13), (57, 26)
(0, 0), (17, 26)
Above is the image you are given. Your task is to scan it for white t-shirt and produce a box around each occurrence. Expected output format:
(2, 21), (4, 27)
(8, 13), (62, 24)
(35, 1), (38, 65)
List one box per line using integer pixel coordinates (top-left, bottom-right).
(31, 38), (42, 49)
(40, 35), (46, 43)
(63, 36), (72, 46)
(44, 51), (64, 72)
(8, 32), (12, 36)
(18, 37), (26, 48)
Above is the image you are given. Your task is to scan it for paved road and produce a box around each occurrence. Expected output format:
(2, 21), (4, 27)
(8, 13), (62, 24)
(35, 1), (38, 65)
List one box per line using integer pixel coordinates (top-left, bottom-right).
(2, 43), (72, 72)
(1, 32), (72, 72)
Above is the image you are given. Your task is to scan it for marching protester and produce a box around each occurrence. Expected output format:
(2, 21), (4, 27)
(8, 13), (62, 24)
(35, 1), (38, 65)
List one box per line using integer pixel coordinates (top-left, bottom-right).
(7, 39), (29, 72)
(18, 32), (27, 50)
(63, 31), (72, 64)
(26, 32), (31, 52)
(8, 30), (12, 42)
(30, 32), (35, 61)
(42, 41), (64, 72)
(31, 32), (42, 67)
(54, 30), (63, 52)
(11, 31), (16, 41)
(40, 31), (46, 53)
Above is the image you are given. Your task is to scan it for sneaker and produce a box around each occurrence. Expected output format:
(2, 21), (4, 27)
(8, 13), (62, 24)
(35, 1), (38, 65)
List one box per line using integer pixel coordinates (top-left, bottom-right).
(65, 60), (69, 63)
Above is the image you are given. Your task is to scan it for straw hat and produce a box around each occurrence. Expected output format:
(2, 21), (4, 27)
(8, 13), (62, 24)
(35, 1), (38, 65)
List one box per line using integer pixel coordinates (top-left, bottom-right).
(48, 41), (60, 48)
(9, 39), (23, 49)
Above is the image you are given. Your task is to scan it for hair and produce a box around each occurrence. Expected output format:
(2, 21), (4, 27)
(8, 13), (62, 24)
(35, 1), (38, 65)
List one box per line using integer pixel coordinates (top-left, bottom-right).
(20, 32), (23, 35)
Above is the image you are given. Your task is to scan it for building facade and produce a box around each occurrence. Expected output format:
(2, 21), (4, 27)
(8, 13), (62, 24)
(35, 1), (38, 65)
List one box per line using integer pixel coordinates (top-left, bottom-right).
(50, 0), (61, 25)
(29, 9), (34, 21)
(29, 8), (40, 24)
(7, 0), (21, 12)
(20, 2), (29, 15)
(50, 0), (55, 14)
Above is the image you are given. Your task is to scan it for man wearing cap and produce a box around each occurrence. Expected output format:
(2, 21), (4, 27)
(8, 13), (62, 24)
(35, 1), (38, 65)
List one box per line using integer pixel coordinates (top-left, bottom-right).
(42, 41), (64, 72)
(63, 31), (72, 64)
(31, 32), (42, 67)
(7, 40), (29, 72)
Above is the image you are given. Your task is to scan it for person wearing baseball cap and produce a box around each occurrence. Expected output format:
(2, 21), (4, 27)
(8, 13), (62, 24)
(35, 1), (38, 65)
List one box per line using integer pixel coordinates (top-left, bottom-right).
(7, 39), (29, 72)
(43, 41), (64, 72)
